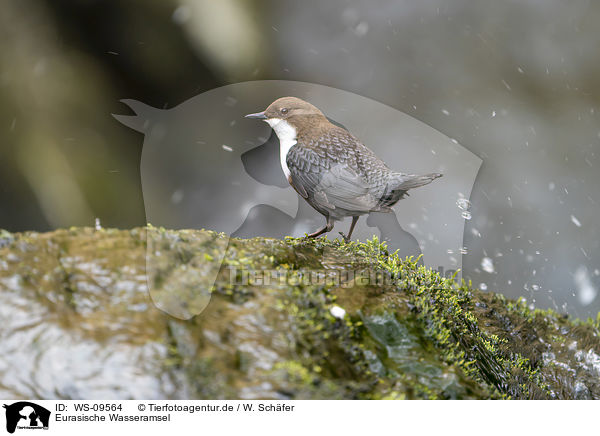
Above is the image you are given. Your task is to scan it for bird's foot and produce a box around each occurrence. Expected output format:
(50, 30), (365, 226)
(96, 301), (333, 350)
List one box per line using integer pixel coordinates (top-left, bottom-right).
(305, 220), (335, 240)
(338, 232), (351, 243)
(305, 228), (327, 239)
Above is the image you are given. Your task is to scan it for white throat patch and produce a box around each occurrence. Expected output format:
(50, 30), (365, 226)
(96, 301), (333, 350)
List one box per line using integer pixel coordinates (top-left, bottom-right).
(265, 118), (297, 179)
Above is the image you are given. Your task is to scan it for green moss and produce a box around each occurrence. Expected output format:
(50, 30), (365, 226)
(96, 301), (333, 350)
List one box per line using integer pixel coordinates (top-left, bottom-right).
(277, 236), (600, 399)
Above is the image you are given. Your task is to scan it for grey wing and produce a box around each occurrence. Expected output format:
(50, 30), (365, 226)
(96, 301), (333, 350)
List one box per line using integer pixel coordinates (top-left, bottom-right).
(286, 136), (381, 214)
(317, 163), (379, 212)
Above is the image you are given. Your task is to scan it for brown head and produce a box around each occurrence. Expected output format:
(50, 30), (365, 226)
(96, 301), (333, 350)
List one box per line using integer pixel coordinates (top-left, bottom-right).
(245, 97), (331, 177)
(245, 97), (327, 132)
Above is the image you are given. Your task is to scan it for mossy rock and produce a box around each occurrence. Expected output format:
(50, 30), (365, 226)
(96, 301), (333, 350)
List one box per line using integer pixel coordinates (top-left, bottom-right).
(0, 227), (598, 399)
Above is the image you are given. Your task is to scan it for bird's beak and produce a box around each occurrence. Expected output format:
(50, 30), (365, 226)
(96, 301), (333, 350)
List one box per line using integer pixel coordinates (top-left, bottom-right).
(244, 111), (267, 120)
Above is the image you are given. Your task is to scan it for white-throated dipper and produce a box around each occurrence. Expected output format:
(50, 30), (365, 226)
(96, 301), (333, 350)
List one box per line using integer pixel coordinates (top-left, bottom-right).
(245, 97), (442, 242)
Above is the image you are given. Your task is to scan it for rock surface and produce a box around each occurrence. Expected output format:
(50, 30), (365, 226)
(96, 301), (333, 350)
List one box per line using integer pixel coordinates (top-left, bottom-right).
(0, 227), (599, 399)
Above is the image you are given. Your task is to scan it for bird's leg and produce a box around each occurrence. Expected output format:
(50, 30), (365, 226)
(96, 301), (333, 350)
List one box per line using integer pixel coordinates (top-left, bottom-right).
(339, 216), (359, 243)
(306, 216), (334, 239)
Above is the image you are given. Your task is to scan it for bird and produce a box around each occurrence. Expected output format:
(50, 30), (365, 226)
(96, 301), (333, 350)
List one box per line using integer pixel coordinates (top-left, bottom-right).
(245, 97), (442, 242)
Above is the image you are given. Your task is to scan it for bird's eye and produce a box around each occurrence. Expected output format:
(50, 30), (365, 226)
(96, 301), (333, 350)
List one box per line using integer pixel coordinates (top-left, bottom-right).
(281, 108), (289, 115)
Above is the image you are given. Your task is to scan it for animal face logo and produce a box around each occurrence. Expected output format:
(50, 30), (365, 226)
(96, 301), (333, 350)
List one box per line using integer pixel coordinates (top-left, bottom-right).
(3, 402), (50, 433)
(114, 81), (481, 319)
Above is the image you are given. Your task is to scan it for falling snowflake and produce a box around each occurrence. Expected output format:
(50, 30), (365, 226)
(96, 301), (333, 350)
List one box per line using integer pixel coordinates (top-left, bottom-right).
(481, 257), (495, 274)
(575, 267), (597, 306)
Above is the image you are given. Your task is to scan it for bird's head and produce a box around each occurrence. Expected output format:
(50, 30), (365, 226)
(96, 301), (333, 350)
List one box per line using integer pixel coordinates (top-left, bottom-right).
(245, 97), (326, 137)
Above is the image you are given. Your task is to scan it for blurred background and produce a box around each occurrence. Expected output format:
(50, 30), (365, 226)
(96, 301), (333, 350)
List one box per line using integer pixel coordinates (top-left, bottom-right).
(1, 0), (598, 317)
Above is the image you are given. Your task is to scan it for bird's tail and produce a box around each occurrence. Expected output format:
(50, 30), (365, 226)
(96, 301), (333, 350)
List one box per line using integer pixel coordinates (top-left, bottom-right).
(390, 172), (443, 191)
